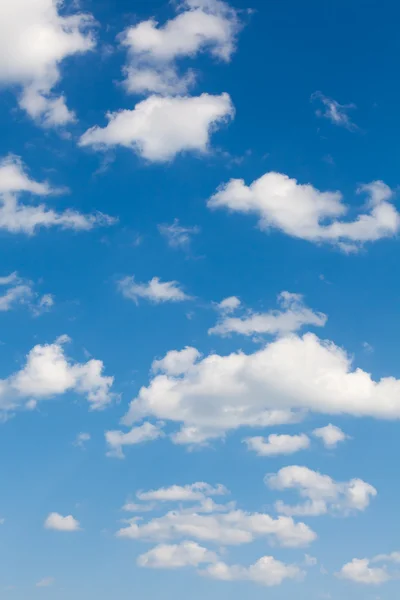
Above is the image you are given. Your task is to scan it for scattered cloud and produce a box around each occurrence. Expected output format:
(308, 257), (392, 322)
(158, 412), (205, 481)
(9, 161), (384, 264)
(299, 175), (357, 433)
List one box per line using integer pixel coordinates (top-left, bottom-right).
(73, 432), (91, 448)
(0, 155), (116, 235)
(0, 334), (114, 417)
(36, 577), (54, 588)
(136, 482), (227, 503)
(209, 292), (327, 336)
(121, 331), (400, 444)
(118, 276), (191, 304)
(244, 433), (310, 456)
(208, 173), (399, 251)
(106, 422), (164, 458)
(0, 272), (54, 315)
(313, 424), (349, 448)
(44, 512), (80, 532)
(337, 558), (393, 585)
(267, 465), (377, 517)
(0, 0), (96, 126)
(216, 296), (241, 313)
(120, 0), (242, 95)
(138, 541), (218, 569)
(79, 93), (234, 162)
(311, 92), (358, 131)
(203, 555), (303, 587)
(158, 219), (200, 249)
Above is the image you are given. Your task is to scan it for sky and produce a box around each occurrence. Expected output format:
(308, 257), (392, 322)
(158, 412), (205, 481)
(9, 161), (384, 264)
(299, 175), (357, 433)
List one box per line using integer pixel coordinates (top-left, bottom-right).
(1, 0), (400, 598)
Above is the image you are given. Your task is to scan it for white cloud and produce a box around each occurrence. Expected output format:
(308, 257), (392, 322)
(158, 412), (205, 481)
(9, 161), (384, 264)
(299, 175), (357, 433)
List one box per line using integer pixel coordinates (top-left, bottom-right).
(121, 332), (400, 443)
(73, 432), (91, 448)
(79, 93), (234, 162)
(152, 347), (201, 376)
(209, 291), (327, 336)
(122, 502), (155, 513)
(36, 577), (54, 588)
(313, 424), (348, 448)
(267, 466), (377, 517)
(244, 434), (310, 456)
(0, 271), (54, 315)
(208, 172), (399, 250)
(117, 507), (316, 548)
(0, 0), (95, 126)
(204, 555), (303, 587)
(337, 558), (391, 585)
(311, 92), (357, 131)
(158, 219), (200, 249)
(138, 541), (218, 569)
(44, 512), (80, 532)
(137, 482), (227, 503)
(120, 0), (241, 95)
(372, 552), (400, 564)
(0, 155), (116, 234)
(0, 335), (114, 416)
(216, 296), (241, 313)
(106, 422), (164, 458)
(118, 276), (191, 304)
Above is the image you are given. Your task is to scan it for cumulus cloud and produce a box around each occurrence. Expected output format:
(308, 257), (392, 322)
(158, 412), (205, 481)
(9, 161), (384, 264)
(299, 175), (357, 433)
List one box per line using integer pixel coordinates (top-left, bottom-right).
(0, 155), (116, 235)
(44, 512), (80, 532)
(313, 424), (349, 448)
(121, 332), (400, 443)
(0, 271), (54, 315)
(158, 219), (200, 249)
(266, 466), (377, 517)
(138, 541), (218, 569)
(79, 93), (234, 162)
(137, 482), (227, 503)
(120, 0), (241, 95)
(311, 92), (358, 131)
(337, 558), (392, 585)
(0, 334), (114, 417)
(118, 276), (191, 304)
(216, 296), (241, 313)
(106, 422), (164, 458)
(209, 291), (327, 336)
(244, 434), (310, 457)
(208, 172), (399, 251)
(0, 0), (96, 126)
(204, 555), (303, 587)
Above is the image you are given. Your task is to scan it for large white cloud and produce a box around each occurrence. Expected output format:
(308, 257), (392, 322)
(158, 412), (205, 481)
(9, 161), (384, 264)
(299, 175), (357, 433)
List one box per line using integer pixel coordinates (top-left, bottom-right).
(120, 0), (241, 95)
(0, 155), (116, 235)
(138, 541), (218, 569)
(209, 291), (326, 337)
(204, 555), (303, 587)
(267, 466), (376, 517)
(121, 332), (400, 443)
(0, 0), (95, 126)
(79, 93), (234, 162)
(0, 335), (114, 416)
(208, 173), (399, 251)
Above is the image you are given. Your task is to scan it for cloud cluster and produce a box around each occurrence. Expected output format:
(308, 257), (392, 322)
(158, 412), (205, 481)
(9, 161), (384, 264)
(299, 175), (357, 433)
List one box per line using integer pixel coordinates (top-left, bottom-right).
(120, 0), (241, 95)
(0, 271), (53, 315)
(267, 466), (376, 517)
(0, 0), (95, 126)
(0, 155), (115, 235)
(209, 291), (327, 337)
(120, 330), (400, 444)
(209, 173), (399, 251)
(0, 334), (114, 417)
(118, 275), (191, 304)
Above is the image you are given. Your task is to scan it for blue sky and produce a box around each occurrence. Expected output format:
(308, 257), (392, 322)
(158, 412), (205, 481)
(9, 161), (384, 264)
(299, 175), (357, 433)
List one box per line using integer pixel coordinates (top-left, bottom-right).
(1, 0), (400, 598)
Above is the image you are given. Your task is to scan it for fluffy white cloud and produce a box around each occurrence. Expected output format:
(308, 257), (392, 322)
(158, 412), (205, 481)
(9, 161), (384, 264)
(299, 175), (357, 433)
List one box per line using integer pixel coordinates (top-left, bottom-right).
(216, 296), (241, 313)
(118, 276), (191, 304)
(138, 541), (218, 569)
(267, 466), (377, 517)
(0, 0), (95, 126)
(79, 93), (234, 162)
(158, 219), (200, 249)
(0, 335), (114, 416)
(0, 155), (116, 234)
(152, 347), (201, 376)
(137, 482), (227, 503)
(244, 434), (310, 457)
(0, 271), (53, 314)
(311, 92), (357, 131)
(117, 507), (316, 548)
(209, 291), (326, 336)
(120, 0), (241, 95)
(337, 558), (391, 585)
(204, 555), (303, 587)
(106, 422), (164, 458)
(208, 172), (399, 250)
(313, 424), (348, 448)
(44, 512), (80, 532)
(121, 332), (400, 443)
